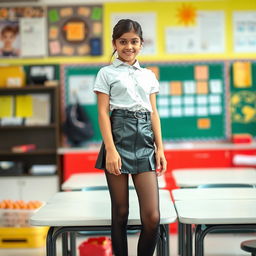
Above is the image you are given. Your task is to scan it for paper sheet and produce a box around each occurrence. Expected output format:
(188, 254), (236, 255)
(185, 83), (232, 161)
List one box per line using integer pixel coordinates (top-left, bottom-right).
(0, 96), (13, 118)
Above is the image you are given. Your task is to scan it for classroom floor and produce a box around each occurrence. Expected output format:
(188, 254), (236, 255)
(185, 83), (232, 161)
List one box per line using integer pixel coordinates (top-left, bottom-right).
(0, 232), (255, 256)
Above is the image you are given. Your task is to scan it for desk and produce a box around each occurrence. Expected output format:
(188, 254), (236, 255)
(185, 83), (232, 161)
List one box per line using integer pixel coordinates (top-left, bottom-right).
(175, 199), (256, 256)
(30, 189), (177, 256)
(172, 187), (256, 201)
(172, 168), (256, 188)
(61, 172), (166, 190)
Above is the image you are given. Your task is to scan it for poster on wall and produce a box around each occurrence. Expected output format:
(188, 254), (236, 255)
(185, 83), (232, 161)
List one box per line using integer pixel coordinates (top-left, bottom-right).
(233, 11), (256, 53)
(47, 5), (103, 57)
(166, 9), (225, 54)
(20, 18), (47, 57)
(0, 7), (46, 58)
(111, 12), (156, 55)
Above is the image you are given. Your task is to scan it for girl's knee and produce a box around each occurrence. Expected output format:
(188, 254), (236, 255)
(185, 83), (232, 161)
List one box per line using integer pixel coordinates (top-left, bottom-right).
(142, 211), (160, 228)
(114, 206), (129, 223)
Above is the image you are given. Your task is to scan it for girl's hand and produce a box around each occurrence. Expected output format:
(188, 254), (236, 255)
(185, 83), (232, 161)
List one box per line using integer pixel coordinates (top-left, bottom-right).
(155, 149), (167, 177)
(106, 148), (122, 175)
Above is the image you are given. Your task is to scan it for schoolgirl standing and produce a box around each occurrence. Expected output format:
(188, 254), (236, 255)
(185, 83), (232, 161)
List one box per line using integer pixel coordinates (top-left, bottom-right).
(93, 19), (167, 256)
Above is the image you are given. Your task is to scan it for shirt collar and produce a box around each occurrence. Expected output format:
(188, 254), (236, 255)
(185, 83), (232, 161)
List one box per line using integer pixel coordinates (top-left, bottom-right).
(113, 58), (142, 71)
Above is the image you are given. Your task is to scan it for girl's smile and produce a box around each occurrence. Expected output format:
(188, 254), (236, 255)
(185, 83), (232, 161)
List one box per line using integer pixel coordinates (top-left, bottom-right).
(113, 31), (142, 65)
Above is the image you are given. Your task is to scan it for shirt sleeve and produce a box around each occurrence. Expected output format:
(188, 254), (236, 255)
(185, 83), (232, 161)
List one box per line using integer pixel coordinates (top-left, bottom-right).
(93, 68), (110, 95)
(149, 70), (160, 94)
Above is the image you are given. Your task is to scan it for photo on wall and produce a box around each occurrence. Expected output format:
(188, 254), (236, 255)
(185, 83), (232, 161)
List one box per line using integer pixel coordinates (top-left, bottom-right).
(0, 21), (20, 57)
(47, 5), (103, 57)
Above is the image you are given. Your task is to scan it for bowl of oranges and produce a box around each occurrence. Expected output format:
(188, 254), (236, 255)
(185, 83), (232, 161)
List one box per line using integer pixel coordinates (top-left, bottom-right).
(0, 200), (43, 227)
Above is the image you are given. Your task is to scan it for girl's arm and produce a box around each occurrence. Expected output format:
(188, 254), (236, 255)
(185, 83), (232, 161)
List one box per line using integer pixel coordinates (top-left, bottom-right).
(150, 93), (167, 176)
(97, 92), (122, 175)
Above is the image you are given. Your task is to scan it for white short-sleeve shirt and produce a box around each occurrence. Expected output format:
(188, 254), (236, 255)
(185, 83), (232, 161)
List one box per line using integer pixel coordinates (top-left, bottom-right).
(93, 58), (159, 112)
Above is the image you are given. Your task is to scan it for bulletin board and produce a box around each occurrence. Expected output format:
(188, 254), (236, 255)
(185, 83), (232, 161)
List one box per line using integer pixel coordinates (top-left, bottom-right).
(62, 61), (227, 142)
(230, 60), (256, 137)
(146, 61), (228, 141)
(61, 64), (102, 141)
(47, 5), (103, 57)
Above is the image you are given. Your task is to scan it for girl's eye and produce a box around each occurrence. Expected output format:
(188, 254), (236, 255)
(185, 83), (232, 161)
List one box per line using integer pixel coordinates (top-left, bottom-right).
(119, 40), (127, 45)
(131, 40), (140, 45)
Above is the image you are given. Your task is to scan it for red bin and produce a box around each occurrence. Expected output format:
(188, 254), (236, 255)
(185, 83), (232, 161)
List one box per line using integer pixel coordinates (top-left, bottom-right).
(79, 237), (112, 256)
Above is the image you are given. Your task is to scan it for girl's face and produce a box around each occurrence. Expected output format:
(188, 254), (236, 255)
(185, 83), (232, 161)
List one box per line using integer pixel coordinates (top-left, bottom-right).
(113, 30), (142, 65)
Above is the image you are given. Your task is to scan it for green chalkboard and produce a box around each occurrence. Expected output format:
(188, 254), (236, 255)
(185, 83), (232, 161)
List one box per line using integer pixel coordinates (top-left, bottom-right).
(145, 62), (227, 141)
(62, 62), (227, 142)
(230, 61), (256, 137)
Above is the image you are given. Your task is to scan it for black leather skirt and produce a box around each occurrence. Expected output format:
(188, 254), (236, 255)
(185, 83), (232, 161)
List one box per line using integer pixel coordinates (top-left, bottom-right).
(95, 109), (156, 174)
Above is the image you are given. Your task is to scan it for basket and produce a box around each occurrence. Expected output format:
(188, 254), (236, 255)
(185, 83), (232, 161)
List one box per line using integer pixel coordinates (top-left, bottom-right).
(0, 226), (48, 248)
(79, 237), (112, 256)
(0, 202), (48, 248)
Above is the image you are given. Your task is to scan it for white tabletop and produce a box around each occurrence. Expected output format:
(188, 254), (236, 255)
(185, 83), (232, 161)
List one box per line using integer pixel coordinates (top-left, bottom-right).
(172, 168), (256, 187)
(175, 199), (256, 225)
(172, 188), (256, 201)
(30, 190), (176, 227)
(61, 173), (166, 190)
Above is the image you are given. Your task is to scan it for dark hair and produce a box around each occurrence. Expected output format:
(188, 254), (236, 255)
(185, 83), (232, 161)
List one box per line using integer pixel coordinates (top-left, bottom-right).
(1, 25), (19, 36)
(111, 19), (143, 57)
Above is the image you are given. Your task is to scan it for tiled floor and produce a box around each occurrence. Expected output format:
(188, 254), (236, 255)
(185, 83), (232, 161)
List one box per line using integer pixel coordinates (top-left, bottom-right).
(0, 232), (255, 256)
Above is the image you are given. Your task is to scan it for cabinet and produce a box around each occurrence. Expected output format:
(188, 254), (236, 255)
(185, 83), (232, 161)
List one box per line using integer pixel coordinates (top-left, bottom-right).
(0, 86), (60, 195)
(60, 143), (256, 190)
(0, 176), (58, 201)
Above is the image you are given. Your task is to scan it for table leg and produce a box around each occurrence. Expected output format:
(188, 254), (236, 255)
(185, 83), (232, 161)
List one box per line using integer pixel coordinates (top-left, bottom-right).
(70, 231), (77, 256)
(180, 223), (186, 256)
(46, 227), (54, 256)
(62, 232), (68, 256)
(178, 222), (183, 255)
(164, 224), (170, 256)
(185, 224), (192, 256)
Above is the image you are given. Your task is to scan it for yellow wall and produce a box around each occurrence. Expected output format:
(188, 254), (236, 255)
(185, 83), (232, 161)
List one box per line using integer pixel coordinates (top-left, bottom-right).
(1, 0), (256, 65)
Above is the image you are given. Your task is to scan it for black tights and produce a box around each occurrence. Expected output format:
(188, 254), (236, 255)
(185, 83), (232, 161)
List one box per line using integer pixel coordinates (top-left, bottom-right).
(105, 171), (160, 256)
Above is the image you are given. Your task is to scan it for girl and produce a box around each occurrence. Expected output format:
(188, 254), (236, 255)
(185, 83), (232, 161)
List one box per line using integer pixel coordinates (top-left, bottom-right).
(93, 19), (167, 256)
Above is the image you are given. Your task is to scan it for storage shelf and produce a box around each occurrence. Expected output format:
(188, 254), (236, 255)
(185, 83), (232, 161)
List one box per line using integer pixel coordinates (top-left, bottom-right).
(0, 86), (55, 92)
(0, 124), (57, 130)
(0, 149), (56, 155)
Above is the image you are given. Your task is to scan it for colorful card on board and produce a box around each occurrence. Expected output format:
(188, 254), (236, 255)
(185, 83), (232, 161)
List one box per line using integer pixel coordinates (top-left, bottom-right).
(233, 61), (252, 88)
(197, 118), (211, 129)
(194, 65), (209, 80)
(170, 81), (182, 95)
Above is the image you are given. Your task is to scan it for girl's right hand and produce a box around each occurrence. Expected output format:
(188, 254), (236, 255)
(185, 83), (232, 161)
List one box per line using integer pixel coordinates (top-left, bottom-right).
(106, 148), (122, 175)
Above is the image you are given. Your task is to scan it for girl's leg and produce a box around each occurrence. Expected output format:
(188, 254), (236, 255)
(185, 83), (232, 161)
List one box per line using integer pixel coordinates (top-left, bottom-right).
(105, 171), (129, 256)
(132, 171), (160, 256)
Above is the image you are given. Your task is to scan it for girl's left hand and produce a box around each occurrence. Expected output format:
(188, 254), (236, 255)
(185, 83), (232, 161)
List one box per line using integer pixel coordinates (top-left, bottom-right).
(155, 149), (167, 176)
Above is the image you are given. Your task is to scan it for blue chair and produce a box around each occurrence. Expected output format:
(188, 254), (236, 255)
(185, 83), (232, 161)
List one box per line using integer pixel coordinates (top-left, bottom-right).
(241, 240), (256, 256)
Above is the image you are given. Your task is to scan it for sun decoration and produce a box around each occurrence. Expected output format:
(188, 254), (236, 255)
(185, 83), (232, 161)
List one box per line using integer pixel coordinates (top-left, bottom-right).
(176, 3), (197, 26)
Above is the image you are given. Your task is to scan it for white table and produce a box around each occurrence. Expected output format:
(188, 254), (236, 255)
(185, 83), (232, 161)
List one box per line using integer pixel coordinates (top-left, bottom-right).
(172, 187), (256, 256)
(172, 187), (256, 201)
(172, 168), (256, 188)
(175, 199), (256, 256)
(31, 189), (177, 256)
(61, 172), (166, 190)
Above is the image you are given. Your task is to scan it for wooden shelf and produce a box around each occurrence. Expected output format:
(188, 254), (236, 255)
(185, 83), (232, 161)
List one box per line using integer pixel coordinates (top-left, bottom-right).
(0, 124), (57, 130)
(0, 85), (56, 92)
(0, 149), (56, 155)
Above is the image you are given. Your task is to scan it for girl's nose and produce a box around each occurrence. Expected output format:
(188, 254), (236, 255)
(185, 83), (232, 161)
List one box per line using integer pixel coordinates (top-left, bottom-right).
(125, 42), (133, 49)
